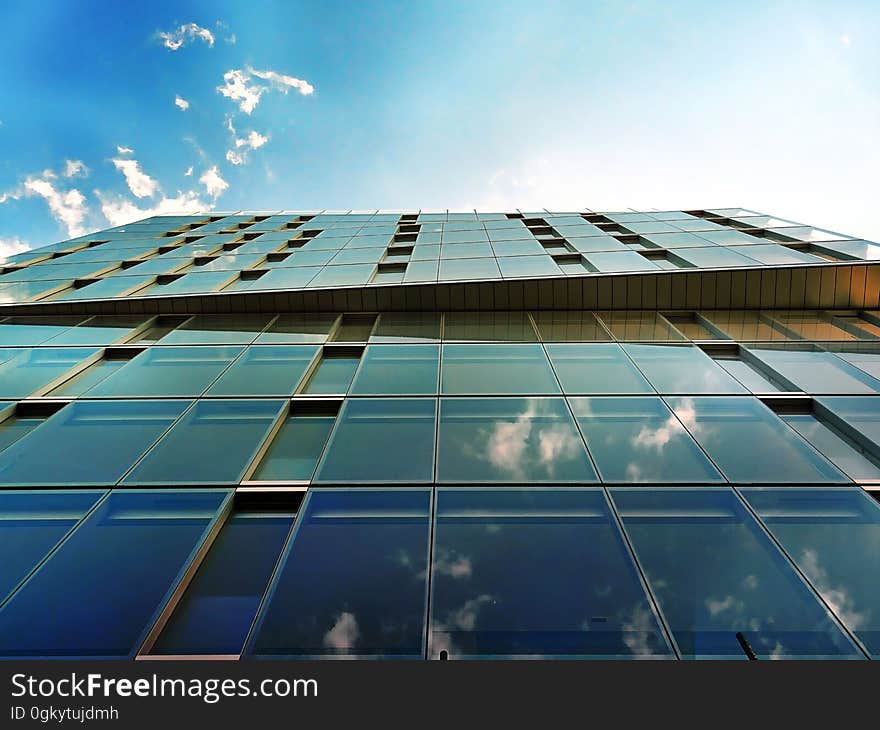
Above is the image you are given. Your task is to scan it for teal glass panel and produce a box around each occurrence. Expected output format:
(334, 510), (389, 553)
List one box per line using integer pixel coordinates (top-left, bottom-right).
(370, 312), (441, 342)
(782, 414), (880, 481)
(438, 258), (501, 281)
(444, 311), (537, 342)
(331, 314), (377, 342)
(0, 491), (104, 604)
(442, 229), (488, 244)
(122, 400), (284, 485)
(612, 488), (861, 659)
(666, 396), (848, 483)
(0, 347), (100, 398)
(441, 344), (559, 395)
(437, 397), (597, 483)
(0, 411), (45, 455)
(142, 271), (233, 296)
(47, 356), (128, 397)
(439, 242), (493, 259)
(497, 256), (562, 278)
(206, 345), (318, 396)
(246, 490), (430, 658)
(742, 488), (880, 657)
(545, 344), (653, 394)
(307, 264), (375, 288)
(243, 267), (320, 290)
(252, 412), (336, 481)
(0, 316), (86, 346)
(430, 489), (672, 658)
(0, 490), (227, 658)
(749, 348), (880, 395)
(817, 397), (880, 448)
(152, 510), (295, 656)
(300, 351), (360, 394)
(404, 260), (439, 282)
(622, 344), (748, 394)
(255, 313), (338, 343)
(314, 399), (436, 483)
(568, 236), (629, 253)
(329, 248), (385, 265)
(570, 396), (724, 482)
(350, 345), (439, 395)
(0, 400), (190, 486)
(43, 316), (148, 346)
(83, 346), (242, 397)
(585, 252), (661, 272)
(677, 247), (761, 268)
(491, 239), (545, 256)
(158, 314), (273, 345)
(56, 275), (155, 300)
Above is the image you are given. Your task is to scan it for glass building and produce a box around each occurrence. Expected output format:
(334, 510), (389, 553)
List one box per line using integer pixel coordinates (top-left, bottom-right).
(1, 207), (879, 660)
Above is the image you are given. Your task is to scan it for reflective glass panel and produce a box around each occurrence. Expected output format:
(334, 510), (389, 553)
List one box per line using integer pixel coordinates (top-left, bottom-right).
(570, 397), (723, 482)
(437, 397), (597, 483)
(123, 400), (284, 485)
(158, 315), (273, 345)
(152, 510), (295, 656)
(246, 490), (430, 658)
(430, 489), (671, 658)
(0, 348), (99, 398)
(612, 488), (860, 659)
(255, 313), (338, 343)
(666, 397), (848, 483)
(748, 347), (880, 395)
(370, 313), (441, 342)
(206, 345), (318, 396)
(0, 490), (227, 658)
(300, 350), (361, 394)
(252, 411), (337, 481)
(782, 414), (880, 481)
(443, 312), (537, 342)
(441, 344), (560, 395)
(545, 343), (653, 394)
(0, 400), (190, 486)
(314, 399), (436, 483)
(622, 344), (748, 394)
(816, 397), (880, 448)
(350, 345), (439, 395)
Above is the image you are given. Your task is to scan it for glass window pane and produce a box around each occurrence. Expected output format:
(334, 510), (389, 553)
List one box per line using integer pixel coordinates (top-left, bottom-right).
(441, 344), (559, 395)
(47, 355), (129, 397)
(0, 490), (104, 603)
(612, 488), (860, 659)
(370, 313), (441, 342)
(742, 488), (880, 657)
(817, 397), (880, 448)
(546, 343), (653, 394)
(584, 251), (661, 272)
(570, 397), (724, 483)
(431, 489), (671, 658)
(205, 345), (318, 397)
(596, 312), (687, 342)
(152, 510), (295, 656)
(438, 397), (597, 483)
(314, 399), (436, 483)
(246, 490), (430, 658)
(666, 397), (848, 483)
(44, 316), (149, 346)
(622, 344), (748, 394)
(0, 490), (227, 658)
(300, 350), (361, 394)
(532, 311), (611, 342)
(497, 255), (562, 278)
(0, 400), (190, 486)
(0, 410), (46, 455)
(350, 345), (439, 395)
(83, 346), (243, 397)
(157, 315), (273, 345)
(748, 347), (880, 395)
(782, 414), (880, 481)
(443, 312), (537, 342)
(0, 347), (100, 398)
(438, 258), (501, 281)
(123, 400), (284, 485)
(255, 313), (338, 343)
(252, 411), (337, 481)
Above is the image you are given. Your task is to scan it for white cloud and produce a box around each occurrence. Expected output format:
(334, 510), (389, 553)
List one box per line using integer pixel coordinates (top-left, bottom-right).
(157, 23), (215, 51)
(226, 127), (269, 165)
(116, 145), (134, 155)
(63, 160), (88, 178)
(0, 237), (30, 264)
(23, 175), (89, 237)
(184, 166), (193, 177)
(323, 613), (360, 651)
(217, 66), (313, 114)
(174, 95), (190, 111)
(199, 165), (228, 199)
(97, 190), (207, 227)
(111, 158), (159, 198)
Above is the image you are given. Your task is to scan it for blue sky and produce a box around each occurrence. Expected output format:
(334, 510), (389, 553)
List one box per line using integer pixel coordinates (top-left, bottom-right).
(2, 0), (879, 259)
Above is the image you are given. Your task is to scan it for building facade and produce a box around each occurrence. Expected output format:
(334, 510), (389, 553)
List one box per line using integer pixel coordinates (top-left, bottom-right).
(0, 207), (879, 659)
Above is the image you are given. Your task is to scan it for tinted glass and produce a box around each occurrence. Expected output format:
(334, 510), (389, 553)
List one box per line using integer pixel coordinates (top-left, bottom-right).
(255, 313), (338, 343)
(123, 400), (284, 485)
(441, 344), (560, 395)
(0, 348), (99, 398)
(749, 348), (880, 395)
(430, 489), (671, 658)
(314, 399), (436, 483)
(300, 351), (361, 394)
(0, 490), (227, 658)
(246, 490), (430, 658)
(206, 345), (318, 396)
(666, 397), (848, 483)
(612, 488), (860, 659)
(0, 400), (189, 486)
(152, 511), (295, 656)
(252, 413), (336, 481)
(622, 344), (747, 394)
(437, 397), (597, 483)
(546, 344), (653, 394)
(782, 414), (880, 481)
(158, 315), (273, 345)
(570, 397), (723, 482)
(350, 345), (439, 395)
